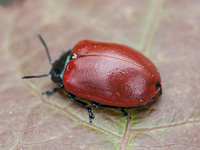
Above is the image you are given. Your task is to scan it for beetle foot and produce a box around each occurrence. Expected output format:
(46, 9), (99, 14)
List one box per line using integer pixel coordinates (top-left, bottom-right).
(92, 102), (100, 108)
(42, 90), (52, 95)
(123, 112), (131, 119)
(118, 108), (131, 119)
(127, 113), (132, 119)
(88, 108), (95, 123)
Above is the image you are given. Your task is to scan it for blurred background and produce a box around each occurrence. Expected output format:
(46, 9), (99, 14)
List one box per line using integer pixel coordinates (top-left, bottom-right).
(0, 0), (200, 150)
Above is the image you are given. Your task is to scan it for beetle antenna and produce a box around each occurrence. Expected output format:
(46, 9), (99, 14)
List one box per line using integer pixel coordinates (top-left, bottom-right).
(22, 72), (50, 79)
(37, 33), (53, 65)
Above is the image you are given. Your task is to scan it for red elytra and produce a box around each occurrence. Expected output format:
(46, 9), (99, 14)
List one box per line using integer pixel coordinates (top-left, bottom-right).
(22, 34), (162, 123)
(64, 40), (161, 107)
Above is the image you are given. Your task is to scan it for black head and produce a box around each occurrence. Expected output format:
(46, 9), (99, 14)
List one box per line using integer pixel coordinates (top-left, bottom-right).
(50, 50), (72, 82)
(22, 33), (72, 83)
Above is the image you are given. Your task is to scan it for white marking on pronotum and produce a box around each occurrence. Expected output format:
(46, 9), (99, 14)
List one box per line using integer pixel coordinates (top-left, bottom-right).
(72, 54), (78, 59)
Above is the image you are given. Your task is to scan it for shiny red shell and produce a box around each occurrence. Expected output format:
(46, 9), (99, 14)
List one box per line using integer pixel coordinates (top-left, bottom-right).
(63, 40), (162, 108)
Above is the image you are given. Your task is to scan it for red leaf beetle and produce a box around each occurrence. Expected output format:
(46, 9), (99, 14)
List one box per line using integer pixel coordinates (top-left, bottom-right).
(22, 33), (162, 123)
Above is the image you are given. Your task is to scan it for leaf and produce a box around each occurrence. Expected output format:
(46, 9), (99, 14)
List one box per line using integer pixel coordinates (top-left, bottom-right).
(0, 0), (200, 150)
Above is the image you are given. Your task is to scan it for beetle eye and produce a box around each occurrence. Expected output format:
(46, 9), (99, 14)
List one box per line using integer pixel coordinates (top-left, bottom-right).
(50, 61), (63, 83)
(50, 71), (62, 83)
(54, 67), (61, 74)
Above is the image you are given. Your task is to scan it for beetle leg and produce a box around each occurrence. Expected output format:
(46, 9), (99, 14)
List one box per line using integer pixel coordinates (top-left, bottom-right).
(93, 102), (119, 108)
(93, 102), (131, 119)
(68, 93), (95, 123)
(42, 84), (64, 95)
(92, 102), (114, 108)
(118, 108), (131, 119)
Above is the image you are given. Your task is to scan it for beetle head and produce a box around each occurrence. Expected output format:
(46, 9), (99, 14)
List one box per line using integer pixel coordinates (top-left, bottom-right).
(50, 50), (72, 83)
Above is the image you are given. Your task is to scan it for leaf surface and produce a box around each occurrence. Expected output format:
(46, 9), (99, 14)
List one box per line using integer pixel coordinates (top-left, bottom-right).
(0, 0), (200, 150)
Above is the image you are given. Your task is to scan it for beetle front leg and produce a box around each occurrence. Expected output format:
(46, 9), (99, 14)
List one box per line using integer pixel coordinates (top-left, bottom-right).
(68, 93), (95, 123)
(42, 84), (64, 95)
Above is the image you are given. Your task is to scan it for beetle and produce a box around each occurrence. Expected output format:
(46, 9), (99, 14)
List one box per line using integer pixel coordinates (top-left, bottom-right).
(22, 33), (162, 123)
